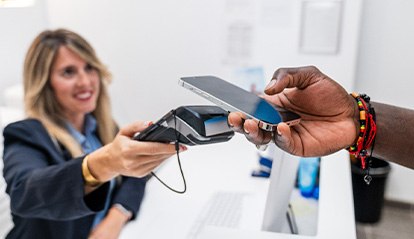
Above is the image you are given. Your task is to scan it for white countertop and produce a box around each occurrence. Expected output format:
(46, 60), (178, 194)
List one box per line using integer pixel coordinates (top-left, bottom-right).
(120, 134), (356, 239)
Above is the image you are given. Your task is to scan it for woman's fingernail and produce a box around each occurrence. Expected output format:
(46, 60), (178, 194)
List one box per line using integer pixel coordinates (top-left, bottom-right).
(180, 145), (188, 151)
(265, 79), (277, 91)
(244, 128), (250, 134)
(144, 121), (153, 127)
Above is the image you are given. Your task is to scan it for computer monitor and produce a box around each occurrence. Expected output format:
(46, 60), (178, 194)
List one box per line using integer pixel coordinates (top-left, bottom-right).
(261, 145), (300, 233)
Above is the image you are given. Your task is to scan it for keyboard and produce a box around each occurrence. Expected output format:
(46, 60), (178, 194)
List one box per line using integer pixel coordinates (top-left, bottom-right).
(187, 192), (248, 238)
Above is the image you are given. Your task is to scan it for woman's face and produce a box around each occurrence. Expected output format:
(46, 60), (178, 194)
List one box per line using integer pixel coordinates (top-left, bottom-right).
(50, 46), (100, 123)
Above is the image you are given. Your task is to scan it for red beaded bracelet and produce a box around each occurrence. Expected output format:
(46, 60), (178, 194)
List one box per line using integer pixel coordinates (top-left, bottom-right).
(347, 92), (377, 184)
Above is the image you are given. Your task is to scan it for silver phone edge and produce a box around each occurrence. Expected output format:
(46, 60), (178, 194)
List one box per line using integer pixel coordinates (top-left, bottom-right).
(177, 78), (300, 132)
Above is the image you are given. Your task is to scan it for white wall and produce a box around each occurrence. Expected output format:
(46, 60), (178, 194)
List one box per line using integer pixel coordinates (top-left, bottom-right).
(254, 0), (362, 91)
(0, 0), (48, 102)
(355, 0), (414, 203)
(45, 0), (226, 125)
(45, 0), (362, 125)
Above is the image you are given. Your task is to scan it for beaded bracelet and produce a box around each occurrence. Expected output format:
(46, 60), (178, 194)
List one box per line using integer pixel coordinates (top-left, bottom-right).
(347, 92), (377, 184)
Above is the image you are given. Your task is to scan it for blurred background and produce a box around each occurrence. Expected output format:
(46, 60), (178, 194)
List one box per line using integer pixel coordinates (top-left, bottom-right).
(1, 0), (413, 238)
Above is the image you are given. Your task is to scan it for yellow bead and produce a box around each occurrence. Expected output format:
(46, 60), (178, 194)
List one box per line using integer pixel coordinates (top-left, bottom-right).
(360, 111), (366, 120)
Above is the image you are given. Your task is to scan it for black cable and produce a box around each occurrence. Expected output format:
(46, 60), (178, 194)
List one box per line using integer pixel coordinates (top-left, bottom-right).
(150, 110), (187, 194)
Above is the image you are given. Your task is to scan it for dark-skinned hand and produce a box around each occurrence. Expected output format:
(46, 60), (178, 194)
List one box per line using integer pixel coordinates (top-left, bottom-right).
(228, 66), (359, 157)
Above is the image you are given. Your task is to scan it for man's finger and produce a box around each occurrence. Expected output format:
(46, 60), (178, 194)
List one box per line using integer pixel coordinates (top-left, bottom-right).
(265, 66), (322, 95)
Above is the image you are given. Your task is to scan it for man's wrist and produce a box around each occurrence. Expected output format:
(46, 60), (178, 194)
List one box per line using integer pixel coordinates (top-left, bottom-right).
(350, 93), (361, 146)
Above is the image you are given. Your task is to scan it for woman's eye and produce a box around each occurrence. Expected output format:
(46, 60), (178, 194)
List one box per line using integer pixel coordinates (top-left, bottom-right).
(62, 67), (75, 77)
(85, 64), (95, 72)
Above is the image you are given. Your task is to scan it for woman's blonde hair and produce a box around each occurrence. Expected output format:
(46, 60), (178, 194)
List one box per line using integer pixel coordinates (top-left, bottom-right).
(23, 28), (116, 157)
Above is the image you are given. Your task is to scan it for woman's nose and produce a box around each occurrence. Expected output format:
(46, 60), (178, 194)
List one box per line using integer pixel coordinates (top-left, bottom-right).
(76, 71), (90, 86)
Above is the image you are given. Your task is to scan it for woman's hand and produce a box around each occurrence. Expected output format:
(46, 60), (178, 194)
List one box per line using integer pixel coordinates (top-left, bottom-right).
(87, 121), (184, 182)
(228, 66), (359, 157)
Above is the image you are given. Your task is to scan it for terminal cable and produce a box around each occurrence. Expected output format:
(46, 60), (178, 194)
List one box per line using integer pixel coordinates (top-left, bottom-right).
(150, 110), (187, 194)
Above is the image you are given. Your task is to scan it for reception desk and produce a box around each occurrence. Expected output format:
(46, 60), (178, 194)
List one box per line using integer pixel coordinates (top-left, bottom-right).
(120, 134), (356, 239)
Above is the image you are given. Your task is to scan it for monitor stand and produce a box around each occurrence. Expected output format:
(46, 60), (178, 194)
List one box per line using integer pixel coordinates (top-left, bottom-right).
(261, 147), (300, 233)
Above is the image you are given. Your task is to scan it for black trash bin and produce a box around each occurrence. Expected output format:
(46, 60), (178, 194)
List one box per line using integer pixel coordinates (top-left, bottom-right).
(351, 157), (391, 223)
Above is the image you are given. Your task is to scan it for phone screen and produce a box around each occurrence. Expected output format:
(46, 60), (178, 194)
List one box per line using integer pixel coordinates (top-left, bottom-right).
(179, 76), (300, 126)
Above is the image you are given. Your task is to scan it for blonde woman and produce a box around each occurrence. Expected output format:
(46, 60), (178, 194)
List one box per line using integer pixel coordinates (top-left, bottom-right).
(2, 29), (182, 239)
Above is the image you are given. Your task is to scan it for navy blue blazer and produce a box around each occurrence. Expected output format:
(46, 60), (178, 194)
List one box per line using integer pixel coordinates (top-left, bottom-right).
(2, 119), (147, 239)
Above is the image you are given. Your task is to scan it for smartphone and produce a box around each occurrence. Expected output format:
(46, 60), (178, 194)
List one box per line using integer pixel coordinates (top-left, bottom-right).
(178, 76), (301, 131)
